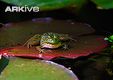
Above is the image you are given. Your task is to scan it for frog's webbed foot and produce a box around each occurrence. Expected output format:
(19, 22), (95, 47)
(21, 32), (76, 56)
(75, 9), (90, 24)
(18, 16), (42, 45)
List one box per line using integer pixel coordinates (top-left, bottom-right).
(106, 68), (113, 76)
(62, 44), (69, 50)
(26, 43), (32, 48)
(23, 41), (33, 48)
(23, 40), (31, 48)
(23, 34), (41, 48)
(36, 46), (45, 53)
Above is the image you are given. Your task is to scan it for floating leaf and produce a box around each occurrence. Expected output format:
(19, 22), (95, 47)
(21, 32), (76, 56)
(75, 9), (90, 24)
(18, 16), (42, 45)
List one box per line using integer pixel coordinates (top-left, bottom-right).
(91, 0), (113, 9)
(0, 58), (78, 80)
(0, 35), (107, 60)
(2, 0), (113, 10)
(0, 57), (9, 73)
(1, 0), (86, 11)
(0, 18), (95, 49)
(0, 18), (107, 60)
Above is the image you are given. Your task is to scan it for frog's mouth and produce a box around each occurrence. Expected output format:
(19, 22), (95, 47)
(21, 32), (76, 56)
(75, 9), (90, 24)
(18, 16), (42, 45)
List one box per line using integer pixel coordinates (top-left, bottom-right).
(41, 43), (62, 49)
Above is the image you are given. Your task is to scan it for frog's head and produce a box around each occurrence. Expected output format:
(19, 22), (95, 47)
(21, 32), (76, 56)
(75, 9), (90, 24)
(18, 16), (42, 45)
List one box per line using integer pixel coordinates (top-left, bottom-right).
(40, 32), (62, 48)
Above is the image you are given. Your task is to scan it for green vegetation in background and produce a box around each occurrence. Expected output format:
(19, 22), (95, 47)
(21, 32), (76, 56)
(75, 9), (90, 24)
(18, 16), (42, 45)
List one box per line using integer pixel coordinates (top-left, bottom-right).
(1, 0), (113, 11)
(1, 0), (86, 11)
(104, 35), (113, 48)
(91, 0), (113, 9)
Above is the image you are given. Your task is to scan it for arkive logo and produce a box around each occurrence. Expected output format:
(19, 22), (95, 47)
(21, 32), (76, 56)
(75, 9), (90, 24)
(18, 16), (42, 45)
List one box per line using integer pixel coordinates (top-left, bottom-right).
(5, 5), (40, 12)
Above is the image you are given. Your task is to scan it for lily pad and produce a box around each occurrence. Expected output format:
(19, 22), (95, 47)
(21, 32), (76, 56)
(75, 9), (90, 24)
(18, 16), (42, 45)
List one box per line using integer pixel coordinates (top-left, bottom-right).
(91, 0), (113, 9)
(0, 35), (107, 60)
(1, 0), (86, 11)
(0, 57), (78, 80)
(0, 18), (95, 49)
(0, 18), (107, 60)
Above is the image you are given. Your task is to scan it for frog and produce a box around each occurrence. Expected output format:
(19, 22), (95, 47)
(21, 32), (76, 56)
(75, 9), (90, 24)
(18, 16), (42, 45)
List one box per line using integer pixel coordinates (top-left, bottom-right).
(24, 32), (75, 53)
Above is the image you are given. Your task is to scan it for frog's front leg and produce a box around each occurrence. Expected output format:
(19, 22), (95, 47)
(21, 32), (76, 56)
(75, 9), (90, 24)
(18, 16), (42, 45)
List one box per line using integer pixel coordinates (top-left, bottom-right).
(62, 43), (69, 50)
(36, 46), (45, 53)
(23, 34), (41, 48)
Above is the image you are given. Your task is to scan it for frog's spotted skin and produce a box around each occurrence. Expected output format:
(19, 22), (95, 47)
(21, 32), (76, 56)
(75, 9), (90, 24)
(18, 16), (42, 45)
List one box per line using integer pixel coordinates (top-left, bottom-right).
(40, 33), (62, 49)
(24, 32), (74, 53)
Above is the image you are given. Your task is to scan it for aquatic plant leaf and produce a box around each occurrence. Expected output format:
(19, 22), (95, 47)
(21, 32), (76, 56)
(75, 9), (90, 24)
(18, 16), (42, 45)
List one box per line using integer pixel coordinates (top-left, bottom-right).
(0, 57), (9, 73)
(1, 0), (86, 11)
(0, 58), (78, 80)
(91, 0), (113, 9)
(0, 18), (94, 49)
(0, 35), (107, 60)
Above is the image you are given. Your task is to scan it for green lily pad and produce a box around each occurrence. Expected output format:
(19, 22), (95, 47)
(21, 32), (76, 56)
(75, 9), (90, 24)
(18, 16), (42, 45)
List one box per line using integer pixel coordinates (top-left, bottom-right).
(0, 57), (78, 80)
(1, 0), (86, 11)
(91, 0), (113, 9)
(2, 0), (113, 10)
(0, 57), (9, 73)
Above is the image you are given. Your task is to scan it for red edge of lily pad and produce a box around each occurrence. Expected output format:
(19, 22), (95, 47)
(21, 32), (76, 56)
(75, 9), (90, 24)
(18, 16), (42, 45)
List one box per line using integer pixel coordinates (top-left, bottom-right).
(0, 38), (108, 60)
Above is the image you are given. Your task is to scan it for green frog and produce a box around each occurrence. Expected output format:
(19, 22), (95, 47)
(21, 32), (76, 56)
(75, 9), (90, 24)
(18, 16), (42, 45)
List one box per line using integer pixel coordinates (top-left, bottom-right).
(24, 32), (75, 53)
